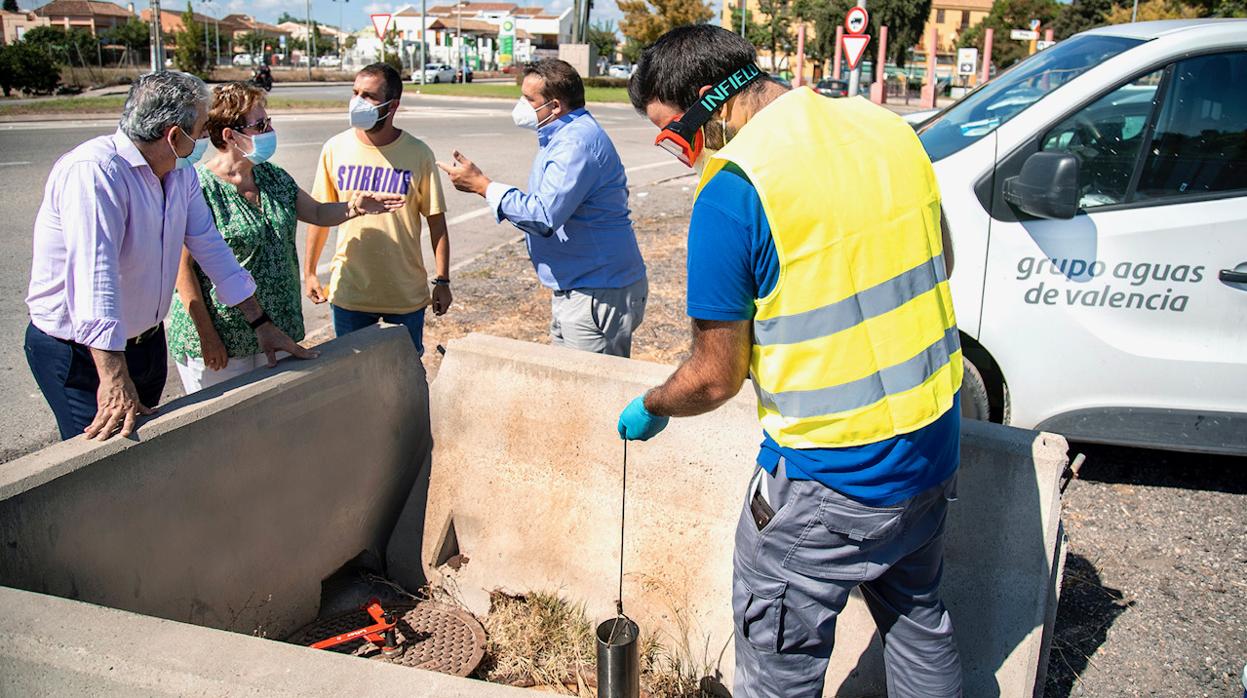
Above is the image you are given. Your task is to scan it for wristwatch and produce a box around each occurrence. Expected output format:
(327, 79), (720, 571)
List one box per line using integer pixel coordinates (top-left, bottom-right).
(431, 276), (451, 287)
(248, 311), (273, 329)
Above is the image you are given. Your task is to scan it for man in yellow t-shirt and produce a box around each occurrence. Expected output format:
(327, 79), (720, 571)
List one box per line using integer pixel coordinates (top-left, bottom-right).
(305, 63), (452, 355)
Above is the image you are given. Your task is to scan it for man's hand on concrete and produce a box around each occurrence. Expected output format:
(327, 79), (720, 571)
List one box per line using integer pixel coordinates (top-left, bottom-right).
(617, 394), (670, 441)
(85, 349), (156, 441)
(436, 150), (491, 196)
(254, 322), (319, 368)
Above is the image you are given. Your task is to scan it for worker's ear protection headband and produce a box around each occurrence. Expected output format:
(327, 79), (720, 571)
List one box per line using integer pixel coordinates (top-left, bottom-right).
(655, 63), (763, 167)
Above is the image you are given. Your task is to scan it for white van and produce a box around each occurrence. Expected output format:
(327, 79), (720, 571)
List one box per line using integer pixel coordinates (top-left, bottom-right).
(914, 20), (1247, 455)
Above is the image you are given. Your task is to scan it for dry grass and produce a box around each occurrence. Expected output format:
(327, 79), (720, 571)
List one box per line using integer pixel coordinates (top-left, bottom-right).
(468, 589), (725, 697)
(475, 590), (596, 690)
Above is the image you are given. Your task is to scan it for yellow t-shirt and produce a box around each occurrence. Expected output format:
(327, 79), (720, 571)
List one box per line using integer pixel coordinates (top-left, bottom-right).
(311, 129), (446, 314)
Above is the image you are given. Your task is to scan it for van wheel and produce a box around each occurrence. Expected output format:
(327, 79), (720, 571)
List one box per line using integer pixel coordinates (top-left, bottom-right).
(960, 357), (992, 421)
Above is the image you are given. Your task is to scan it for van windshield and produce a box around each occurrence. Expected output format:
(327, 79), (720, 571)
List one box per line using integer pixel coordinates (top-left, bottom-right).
(917, 34), (1145, 161)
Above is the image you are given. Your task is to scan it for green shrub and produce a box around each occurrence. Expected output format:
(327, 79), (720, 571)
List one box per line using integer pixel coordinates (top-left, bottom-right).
(0, 42), (61, 95)
(583, 76), (628, 88)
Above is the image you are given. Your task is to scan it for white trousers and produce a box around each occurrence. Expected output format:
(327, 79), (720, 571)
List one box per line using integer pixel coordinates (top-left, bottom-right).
(175, 353), (268, 394)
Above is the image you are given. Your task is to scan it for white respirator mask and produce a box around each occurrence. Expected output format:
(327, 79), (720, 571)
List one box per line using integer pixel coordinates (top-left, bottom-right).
(349, 96), (392, 130)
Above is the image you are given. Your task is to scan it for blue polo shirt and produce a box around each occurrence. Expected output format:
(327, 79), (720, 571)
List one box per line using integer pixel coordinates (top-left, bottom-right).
(688, 164), (959, 506)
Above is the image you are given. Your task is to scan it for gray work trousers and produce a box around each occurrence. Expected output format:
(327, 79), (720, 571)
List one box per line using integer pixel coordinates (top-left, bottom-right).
(733, 460), (963, 698)
(549, 277), (647, 358)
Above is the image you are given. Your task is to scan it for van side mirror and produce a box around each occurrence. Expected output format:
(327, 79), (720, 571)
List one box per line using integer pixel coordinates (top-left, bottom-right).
(1003, 152), (1080, 220)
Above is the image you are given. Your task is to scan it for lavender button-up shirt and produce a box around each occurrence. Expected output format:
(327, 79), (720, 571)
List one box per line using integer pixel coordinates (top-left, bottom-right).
(27, 130), (256, 352)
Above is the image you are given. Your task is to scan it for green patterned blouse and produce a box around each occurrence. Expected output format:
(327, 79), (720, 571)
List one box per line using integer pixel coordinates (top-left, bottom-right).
(167, 162), (305, 362)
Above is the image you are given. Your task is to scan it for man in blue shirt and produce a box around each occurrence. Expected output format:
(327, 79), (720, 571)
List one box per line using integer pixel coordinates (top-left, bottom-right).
(617, 26), (964, 698)
(439, 59), (648, 357)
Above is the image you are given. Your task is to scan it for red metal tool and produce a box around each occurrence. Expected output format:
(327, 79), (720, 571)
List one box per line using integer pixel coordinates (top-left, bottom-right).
(309, 598), (402, 657)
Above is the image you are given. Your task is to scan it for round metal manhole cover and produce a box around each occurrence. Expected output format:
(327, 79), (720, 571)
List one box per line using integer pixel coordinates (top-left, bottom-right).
(286, 602), (486, 677)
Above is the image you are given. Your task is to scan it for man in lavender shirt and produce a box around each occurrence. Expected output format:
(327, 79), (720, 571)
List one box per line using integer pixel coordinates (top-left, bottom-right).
(24, 71), (315, 442)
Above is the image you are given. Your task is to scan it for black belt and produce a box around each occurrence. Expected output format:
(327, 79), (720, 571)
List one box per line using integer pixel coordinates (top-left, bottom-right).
(127, 325), (162, 347)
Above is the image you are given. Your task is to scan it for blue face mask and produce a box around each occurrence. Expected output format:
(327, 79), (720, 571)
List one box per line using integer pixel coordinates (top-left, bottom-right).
(239, 130), (278, 165)
(171, 129), (209, 170)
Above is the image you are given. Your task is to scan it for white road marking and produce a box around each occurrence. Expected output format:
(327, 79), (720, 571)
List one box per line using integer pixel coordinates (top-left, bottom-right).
(0, 161), (32, 167)
(624, 160), (681, 174)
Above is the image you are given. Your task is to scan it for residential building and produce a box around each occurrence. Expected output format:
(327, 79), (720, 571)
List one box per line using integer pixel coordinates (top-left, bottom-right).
(32, 0), (133, 35)
(275, 20), (343, 42)
(220, 13), (291, 58)
(0, 9), (51, 44)
(921, 0), (993, 54)
(390, 1), (570, 69)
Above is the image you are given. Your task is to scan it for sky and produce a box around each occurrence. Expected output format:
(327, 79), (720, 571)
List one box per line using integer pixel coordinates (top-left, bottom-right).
(17, 0), (626, 33)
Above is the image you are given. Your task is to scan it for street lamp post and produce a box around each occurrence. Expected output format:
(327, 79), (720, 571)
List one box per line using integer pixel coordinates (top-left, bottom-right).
(149, 0), (165, 71)
(456, 1), (463, 84)
(419, 0), (426, 84)
(304, 0), (314, 78)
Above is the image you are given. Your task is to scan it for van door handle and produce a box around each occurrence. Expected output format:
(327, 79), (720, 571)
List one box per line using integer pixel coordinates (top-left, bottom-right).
(1219, 269), (1247, 284)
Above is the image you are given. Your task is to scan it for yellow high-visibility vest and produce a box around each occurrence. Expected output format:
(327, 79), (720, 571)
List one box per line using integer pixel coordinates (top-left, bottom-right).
(696, 88), (962, 448)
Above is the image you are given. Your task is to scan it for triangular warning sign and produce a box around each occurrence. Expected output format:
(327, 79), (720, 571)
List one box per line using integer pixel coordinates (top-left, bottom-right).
(371, 13), (393, 41)
(842, 34), (871, 71)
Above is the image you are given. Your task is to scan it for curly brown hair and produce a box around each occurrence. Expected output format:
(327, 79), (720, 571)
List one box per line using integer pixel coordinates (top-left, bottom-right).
(205, 81), (267, 149)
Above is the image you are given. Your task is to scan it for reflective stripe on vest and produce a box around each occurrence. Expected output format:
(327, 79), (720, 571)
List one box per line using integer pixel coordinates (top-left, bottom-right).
(695, 88), (962, 449)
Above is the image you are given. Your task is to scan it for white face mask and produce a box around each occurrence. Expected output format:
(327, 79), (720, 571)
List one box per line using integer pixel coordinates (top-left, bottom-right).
(349, 95), (392, 131)
(512, 97), (554, 131)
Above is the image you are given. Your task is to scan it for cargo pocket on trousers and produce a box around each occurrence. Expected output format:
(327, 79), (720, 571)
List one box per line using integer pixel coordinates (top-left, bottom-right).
(735, 566), (788, 653)
(783, 495), (906, 580)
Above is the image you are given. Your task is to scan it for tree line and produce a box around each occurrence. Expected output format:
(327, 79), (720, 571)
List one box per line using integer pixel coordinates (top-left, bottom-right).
(611, 0), (1246, 74)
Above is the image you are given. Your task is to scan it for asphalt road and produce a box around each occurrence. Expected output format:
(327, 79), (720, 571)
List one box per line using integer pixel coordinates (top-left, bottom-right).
(0, 95), (685, 460)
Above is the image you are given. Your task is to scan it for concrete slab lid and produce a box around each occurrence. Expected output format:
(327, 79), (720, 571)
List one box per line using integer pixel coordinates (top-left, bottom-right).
(0, 328), (393, 500)
(0, 586), (532, 697)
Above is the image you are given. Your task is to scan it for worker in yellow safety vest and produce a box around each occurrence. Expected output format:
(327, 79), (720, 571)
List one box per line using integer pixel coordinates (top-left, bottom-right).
(616, 25), (964, 698)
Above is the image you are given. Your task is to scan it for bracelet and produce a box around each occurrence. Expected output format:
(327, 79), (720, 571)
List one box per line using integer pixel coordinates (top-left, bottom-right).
(248, 311), (273, 329)
(431, 276), (450, 287)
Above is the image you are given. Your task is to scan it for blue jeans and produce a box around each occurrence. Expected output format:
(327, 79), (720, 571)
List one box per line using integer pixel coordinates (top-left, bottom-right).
(24, 322), (168, 441)
(332, 305), (425, 356)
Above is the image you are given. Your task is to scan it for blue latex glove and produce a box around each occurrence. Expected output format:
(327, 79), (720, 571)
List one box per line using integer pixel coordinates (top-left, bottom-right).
(617, 395), (670, 441)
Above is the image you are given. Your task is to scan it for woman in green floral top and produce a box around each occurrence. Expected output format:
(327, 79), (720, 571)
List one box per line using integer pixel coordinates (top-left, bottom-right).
(168, 82), (403, 392)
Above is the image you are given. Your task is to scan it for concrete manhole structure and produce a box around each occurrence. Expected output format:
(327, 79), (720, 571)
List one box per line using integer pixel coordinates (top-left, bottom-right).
(0, 330), (1070, 696)
(286, 602), (486, 677)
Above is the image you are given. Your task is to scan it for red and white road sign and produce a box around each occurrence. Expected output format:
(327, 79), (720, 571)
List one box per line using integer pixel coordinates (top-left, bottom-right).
(844, 7), (869, 35)
(841, 34), (870, 70)
(371, 13), (393, 41)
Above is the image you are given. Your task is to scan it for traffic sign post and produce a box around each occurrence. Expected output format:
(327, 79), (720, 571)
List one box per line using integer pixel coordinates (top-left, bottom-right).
(371, 13), (392, 42)
(844, 3), (870, 99)
(956, 47), (977, 76)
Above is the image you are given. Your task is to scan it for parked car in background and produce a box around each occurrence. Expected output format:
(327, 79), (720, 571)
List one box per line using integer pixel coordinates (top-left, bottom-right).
(768, 73), (792, 88)
(418, 63), (455, 83)
(317, 54), (342, 68)
(231, 53), (254, 67)
(815, 78), (848, 97)
(916, 19), (1247, 454)
(607, 64), (631, 78)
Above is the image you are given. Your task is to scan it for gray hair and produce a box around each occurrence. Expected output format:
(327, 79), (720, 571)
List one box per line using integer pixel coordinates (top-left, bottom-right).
(118, 71), (211, 143)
